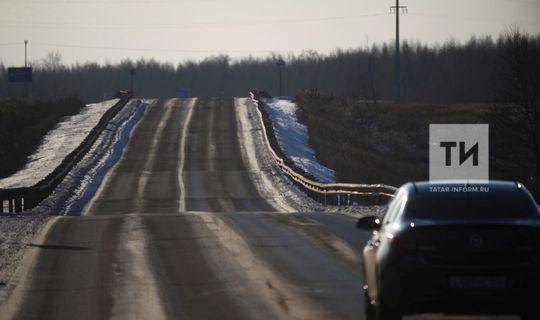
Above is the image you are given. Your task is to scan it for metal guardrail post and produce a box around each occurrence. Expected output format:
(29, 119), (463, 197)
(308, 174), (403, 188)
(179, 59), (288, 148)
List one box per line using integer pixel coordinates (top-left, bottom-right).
(14, 198), (22, 213)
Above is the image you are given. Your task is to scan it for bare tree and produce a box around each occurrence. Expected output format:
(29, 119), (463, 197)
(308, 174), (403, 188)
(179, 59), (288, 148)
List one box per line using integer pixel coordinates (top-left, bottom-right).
(492, 29), (540, 175)
(41, 51), (63, 71)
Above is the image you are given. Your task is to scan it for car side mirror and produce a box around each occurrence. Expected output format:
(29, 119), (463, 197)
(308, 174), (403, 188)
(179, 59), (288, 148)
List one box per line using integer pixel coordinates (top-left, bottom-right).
(356, 216), (381, 230)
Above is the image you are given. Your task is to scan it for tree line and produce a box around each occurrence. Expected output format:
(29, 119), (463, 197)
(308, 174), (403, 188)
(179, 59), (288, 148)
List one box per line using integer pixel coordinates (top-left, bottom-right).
(293, 30), (540, 197)
(0, 32), (538, 103)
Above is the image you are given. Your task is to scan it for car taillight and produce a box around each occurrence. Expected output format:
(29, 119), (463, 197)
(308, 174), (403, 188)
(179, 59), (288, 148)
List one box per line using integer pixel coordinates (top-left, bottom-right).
(386, 232), (435, 254)
(386, 234), (421, 263)
(386, 233), (410, 253)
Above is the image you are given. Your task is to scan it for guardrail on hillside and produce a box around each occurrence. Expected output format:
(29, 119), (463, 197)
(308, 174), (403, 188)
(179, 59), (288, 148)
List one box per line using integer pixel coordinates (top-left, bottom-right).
(0, 92), (133, 213)
(249, 90), (397, 205)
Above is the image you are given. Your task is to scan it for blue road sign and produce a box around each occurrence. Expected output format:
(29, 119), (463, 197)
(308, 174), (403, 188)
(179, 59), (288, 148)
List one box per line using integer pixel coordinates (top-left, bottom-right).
(176, 87), (191, 98)
(8, 67), (32, 83)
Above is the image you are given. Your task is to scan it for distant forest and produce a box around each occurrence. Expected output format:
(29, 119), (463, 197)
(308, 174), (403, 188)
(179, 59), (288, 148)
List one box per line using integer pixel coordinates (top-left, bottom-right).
(1, 33), (539, 103)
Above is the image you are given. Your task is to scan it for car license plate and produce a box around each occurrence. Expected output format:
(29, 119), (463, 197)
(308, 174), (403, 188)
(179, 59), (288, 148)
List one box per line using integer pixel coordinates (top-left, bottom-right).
(449, 276), (507, 290)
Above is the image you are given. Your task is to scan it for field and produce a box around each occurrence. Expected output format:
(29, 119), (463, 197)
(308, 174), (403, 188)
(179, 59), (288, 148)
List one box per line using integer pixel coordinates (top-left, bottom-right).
(0, 97), (85, 179)
(295, 90), (539, 199)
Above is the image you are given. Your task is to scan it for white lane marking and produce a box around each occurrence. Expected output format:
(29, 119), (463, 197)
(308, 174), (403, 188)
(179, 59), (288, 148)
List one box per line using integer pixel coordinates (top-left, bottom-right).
(111, 215), (169, 320)
(0, 216), (61, 320)
(134, 99), (176, 213)
(178, 98), (197, 213)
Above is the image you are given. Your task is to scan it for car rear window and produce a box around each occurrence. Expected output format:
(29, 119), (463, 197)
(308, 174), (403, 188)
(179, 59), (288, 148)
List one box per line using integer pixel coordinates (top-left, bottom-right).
(406, 189), (539, 219)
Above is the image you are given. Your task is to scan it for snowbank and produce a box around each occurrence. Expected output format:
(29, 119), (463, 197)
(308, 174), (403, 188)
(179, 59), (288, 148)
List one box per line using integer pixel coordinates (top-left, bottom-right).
(0, 99), (119, 189)
(262, 97), (335, 183)
(35, 99), (150, 215)
(235, 97), (384, 217)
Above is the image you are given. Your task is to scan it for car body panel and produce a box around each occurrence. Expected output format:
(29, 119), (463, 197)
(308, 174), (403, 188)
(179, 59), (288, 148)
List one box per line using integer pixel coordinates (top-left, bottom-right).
(360, 180), (540, 317)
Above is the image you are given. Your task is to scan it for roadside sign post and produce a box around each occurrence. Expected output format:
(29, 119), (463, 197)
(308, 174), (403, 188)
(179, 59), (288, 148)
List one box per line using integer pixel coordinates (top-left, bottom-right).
(276, 58), (285, 97)
(5, 41), (33, 96)
(129, 67), (136, 95)
(24, 40), (28, 67)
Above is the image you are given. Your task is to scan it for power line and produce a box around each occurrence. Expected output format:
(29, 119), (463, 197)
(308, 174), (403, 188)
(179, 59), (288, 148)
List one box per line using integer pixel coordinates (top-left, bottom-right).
(29, 42), (346, 54)
(409, 13), (540, 26)
(32, 42), (269, 53)
(1, 12), (536, 31)
(500, 0), (540, 5)
(0, 13), (387, 30)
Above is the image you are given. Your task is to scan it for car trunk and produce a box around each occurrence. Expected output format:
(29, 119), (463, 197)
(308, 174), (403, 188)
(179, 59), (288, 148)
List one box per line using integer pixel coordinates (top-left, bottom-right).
(397, 221), (540, 267)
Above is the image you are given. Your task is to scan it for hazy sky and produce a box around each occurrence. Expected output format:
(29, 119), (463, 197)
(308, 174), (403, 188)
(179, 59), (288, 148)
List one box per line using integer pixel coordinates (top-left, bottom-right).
(0, 0), (539, 66)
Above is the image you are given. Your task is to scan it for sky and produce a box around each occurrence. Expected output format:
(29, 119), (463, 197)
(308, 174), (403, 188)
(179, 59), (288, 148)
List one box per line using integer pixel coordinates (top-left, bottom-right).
(0, 0), (539, 67)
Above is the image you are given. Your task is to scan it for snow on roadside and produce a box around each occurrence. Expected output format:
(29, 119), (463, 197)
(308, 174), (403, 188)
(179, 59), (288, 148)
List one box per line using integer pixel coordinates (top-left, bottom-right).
(235, 98), (295, 213)
(262, 97), (335, 183)
(235, 97), (385, 217)
(0, 99), (150, 298)
(0, 99), (119, 189)
(33, 99), (150, 216)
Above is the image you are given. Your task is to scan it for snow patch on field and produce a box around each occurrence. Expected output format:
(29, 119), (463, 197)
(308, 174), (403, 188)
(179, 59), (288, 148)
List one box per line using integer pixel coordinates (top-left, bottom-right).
(262, 97), (335, 183)
(0, 99), (120, 189)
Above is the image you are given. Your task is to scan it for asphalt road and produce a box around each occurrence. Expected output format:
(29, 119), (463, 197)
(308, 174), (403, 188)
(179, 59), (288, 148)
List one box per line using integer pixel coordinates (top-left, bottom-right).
(0, 98), (514, 320)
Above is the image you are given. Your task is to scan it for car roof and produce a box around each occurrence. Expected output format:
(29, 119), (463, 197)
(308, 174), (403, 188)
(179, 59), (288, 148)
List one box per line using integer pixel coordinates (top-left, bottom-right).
(398, 180), (539, 219)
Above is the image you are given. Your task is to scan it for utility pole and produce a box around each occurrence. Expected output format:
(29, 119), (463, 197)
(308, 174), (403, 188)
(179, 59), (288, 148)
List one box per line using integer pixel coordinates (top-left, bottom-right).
(390, 0), (407, 103)
(24, 40), (28, 67)
(24, 40), (30, 97)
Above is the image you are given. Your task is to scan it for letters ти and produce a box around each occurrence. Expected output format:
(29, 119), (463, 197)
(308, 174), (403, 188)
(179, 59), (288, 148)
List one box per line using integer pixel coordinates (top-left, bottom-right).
(439, 141), (479, 166)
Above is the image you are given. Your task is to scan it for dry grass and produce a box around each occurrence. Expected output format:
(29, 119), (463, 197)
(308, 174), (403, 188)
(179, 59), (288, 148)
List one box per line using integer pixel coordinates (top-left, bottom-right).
(295, 90), (538, 199)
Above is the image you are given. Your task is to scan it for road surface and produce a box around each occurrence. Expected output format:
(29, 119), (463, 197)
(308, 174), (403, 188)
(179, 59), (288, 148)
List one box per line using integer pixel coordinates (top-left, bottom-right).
(0, 98), (515, 320)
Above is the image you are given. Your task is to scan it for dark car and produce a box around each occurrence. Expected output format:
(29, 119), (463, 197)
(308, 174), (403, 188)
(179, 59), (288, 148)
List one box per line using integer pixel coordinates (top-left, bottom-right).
(357, 180), (540, 320)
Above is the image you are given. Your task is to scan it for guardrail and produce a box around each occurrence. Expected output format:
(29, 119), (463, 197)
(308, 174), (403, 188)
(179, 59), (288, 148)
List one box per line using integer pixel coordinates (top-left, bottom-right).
(249, 90), (397, 205)
(0, 92), (133, 213)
